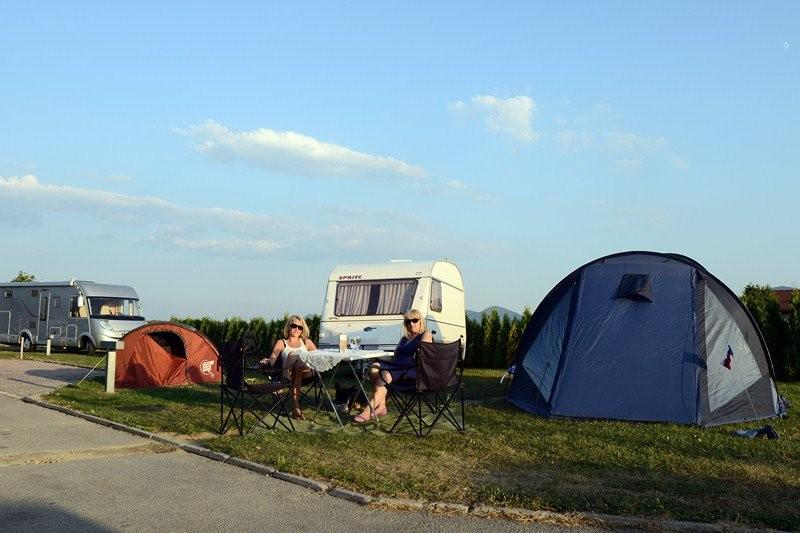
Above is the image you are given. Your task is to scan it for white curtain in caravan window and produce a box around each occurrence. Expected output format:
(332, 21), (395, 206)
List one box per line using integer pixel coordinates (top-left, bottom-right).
(335, 283), (371, 316)
(376, 281), (416, 315)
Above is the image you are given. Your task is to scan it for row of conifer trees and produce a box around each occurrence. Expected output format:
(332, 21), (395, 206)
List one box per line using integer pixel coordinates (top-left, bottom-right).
(171, 310), (531, 369)
(173, 285), (800, 378)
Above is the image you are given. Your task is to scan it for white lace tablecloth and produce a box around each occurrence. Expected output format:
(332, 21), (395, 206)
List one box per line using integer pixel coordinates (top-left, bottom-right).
(299, 349), (391, 372)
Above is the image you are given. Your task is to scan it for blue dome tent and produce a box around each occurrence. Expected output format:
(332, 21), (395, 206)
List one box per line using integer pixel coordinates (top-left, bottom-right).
(507, 252), (785, 427)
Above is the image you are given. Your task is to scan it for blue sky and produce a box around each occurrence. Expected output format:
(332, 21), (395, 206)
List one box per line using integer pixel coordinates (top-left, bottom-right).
(1, 2), (798, 320)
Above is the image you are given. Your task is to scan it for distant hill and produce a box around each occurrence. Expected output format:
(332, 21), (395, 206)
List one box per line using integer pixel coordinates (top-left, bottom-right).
(466, 306), (522, 322)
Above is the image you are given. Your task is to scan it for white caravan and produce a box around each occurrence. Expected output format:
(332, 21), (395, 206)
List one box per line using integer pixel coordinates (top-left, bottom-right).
(0, 279), (145, 353)
(318, 260), (466, 354)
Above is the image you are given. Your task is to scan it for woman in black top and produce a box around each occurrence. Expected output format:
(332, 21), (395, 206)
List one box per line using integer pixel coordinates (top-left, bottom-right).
(354, 309), (432, 423)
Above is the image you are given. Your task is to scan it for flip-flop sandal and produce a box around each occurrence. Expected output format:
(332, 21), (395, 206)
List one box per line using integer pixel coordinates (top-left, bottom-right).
(352, 413), (374, 424)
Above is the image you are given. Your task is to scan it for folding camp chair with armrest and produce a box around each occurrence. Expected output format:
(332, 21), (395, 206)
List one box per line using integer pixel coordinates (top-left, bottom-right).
(218, 339), (295, 435)
(387, 340), (466, 437)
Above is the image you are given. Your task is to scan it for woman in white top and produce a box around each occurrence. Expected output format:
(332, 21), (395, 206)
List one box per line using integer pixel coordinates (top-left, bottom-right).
(260, 315), (317, 420)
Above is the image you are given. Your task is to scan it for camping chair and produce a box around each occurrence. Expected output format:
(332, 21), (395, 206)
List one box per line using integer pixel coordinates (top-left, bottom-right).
(387, 340), (466, 438)
(218, 338), (295, 435)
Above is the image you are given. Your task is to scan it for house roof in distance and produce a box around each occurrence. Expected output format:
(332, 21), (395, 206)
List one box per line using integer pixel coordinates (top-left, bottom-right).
(773, 288), (797, 314)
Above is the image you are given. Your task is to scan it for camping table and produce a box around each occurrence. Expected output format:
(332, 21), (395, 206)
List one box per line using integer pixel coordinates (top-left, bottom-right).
(298, 349), (391, 427)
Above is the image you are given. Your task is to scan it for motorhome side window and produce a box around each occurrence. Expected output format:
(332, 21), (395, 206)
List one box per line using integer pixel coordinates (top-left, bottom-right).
(335, 279), (417, 316)
(430, 280), (442, 312)
(3, 290), (11, 298)
(69, 296), (88, 318)
(53, 296), (61, 308)
(31, 290), (39, 298)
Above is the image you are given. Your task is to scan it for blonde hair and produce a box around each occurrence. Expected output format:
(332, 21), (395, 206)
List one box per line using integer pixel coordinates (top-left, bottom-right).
(401, 309), (426, 338)
(283, 315), (310, 341)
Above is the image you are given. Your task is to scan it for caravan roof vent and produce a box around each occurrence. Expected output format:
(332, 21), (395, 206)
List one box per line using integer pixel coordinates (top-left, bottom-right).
(616, 273), (653, 302)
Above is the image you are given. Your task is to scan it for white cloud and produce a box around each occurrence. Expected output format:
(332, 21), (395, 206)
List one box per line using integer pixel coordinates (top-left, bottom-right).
(0, 174), (286, 237)
(0, 174), (494, 260)
(442, 178), (498, 203)
(449, 94), (537, 142)
(106, 174), (132, 182)
(447, 101), (465, 113)
(613, 158), (643, 170)
(154, 237), (285, 256)
(591, 200), (667, 229)
(552, 104), (685, 173)
(603, 131), (666, 154)
(185, 120), (427, 180)
(555, 130), (594, 152)
(79, 172), (132, 183)
(445, 179), (468, 191)
(669, 156), (688, 170)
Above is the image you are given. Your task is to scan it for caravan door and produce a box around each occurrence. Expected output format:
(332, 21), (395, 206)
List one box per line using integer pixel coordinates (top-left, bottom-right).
(37, 289), (50, 344)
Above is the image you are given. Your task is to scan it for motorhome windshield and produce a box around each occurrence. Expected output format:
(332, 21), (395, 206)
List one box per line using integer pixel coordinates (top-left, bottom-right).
(88, 297), (144, 320)
(335, 279), (417, 316)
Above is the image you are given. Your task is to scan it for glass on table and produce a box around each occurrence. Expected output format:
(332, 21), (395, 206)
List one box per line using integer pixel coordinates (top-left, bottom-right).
(348, 337), (361, 351)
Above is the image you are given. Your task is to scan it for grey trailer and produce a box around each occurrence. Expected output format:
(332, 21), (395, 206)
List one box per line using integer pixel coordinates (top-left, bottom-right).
(0, 279), (145, 353)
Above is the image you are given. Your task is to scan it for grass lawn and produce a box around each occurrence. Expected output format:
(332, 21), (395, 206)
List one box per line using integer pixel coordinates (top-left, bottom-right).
(43, 370), (799, 530)
(0, 344), (106, 368)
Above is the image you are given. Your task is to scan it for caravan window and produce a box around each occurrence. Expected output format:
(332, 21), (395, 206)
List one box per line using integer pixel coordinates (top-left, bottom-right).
(430, 280), (442, 312)
(335, 279), (417, 316)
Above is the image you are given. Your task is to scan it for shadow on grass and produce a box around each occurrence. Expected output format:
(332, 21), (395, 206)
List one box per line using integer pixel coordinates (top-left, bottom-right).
(474, 456), (800, 530)
(462, 370), (507, 402)
(132, 384), (220, 407)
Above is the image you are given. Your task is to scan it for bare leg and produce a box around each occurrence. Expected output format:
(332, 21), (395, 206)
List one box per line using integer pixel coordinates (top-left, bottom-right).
(358, 364), (392, 418)
(283, 354), (311, 420)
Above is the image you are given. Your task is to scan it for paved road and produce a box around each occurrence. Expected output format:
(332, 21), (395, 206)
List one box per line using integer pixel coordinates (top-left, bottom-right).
(0, 358), (102, 399)
(0, 362), (586, 532)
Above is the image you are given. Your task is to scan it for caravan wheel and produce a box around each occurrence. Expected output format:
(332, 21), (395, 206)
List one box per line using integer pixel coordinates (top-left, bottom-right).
(83, 339), (96, 355)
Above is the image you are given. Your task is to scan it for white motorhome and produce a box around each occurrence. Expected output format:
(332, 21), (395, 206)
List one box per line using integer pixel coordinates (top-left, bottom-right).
(0, 279), (145, 353)
(318, 260), (466, 353)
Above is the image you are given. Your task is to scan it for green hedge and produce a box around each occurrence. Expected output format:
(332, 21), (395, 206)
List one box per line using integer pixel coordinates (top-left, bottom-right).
(170, 315), (320, 358)
(170, 311), (528, 369)
(172, 286), (800, 378)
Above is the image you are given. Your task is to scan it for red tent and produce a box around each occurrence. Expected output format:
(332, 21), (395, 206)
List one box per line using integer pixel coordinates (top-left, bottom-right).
(115, 322), (219, 388)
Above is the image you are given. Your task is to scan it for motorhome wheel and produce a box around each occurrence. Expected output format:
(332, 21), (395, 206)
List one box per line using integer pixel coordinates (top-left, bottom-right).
(21, 335), (32, 351)
(84, 339), (96, 355)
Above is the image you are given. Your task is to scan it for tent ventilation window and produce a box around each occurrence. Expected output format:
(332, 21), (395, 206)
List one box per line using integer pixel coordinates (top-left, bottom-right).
(616, 274), (653, 302)
(147, 332), (186, 357)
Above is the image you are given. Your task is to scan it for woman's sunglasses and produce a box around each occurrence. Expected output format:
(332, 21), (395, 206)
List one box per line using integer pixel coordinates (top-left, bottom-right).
(404, 318), (420, 325)
(290, 323), (304, 330)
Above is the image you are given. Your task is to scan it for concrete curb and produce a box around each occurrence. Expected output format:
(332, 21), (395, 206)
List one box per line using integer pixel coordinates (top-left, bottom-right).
(225, 456), (276, 475)
(270, 471), (329, 492)
(371, 497), (428, 512)
(431, 502), (470, 514)
(179, 443), (230, 462)
(18, 396), (767, 532)
(328, 487), (372, 505)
